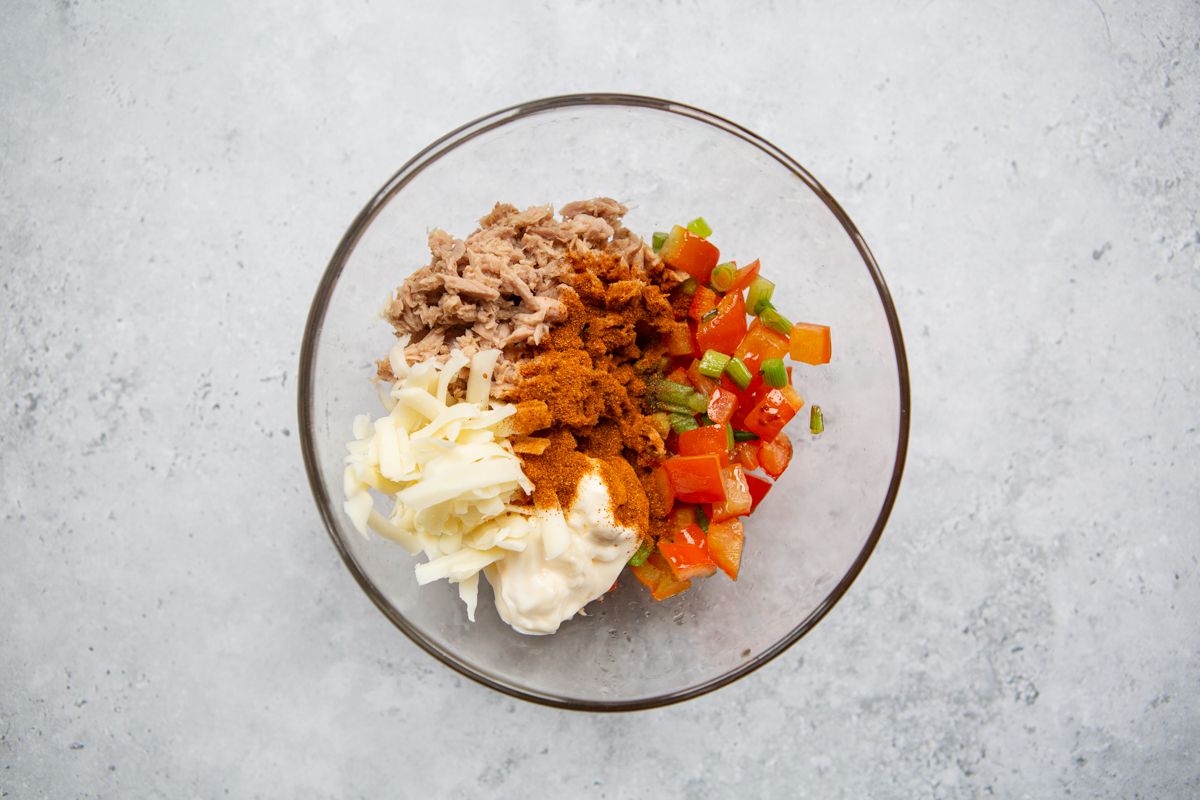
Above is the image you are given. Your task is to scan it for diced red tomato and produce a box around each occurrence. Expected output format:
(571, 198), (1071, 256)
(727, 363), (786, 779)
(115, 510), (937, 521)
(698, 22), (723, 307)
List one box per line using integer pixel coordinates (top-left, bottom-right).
(658, 540), (718, 580)
(789, 322), (831, 365)
(732, 440), (761, 471)
(706, 385), (740, 425)
(686, 359), (718, 398)
(734, 320), (791, 376)
(710, 464), (752, 523)
(648, 465), (675, 517)
(727, 259), (761, 295)
(664, 321), (696, 357)
(677, 425), (731, 465)
(695, 291), (747, 356)
(742, 388), (801, 442)
(631, 552), (692, 600)
(707, 518), (744, 580)
(745, 473), (773, 513)
(659, 225), (720, 284)
(668, 503), (699, 531)
(666, 366), (690, 386)
(687, 285), (718, 322)
(757, 433), (793, 479)
(663, 455), (727, 503)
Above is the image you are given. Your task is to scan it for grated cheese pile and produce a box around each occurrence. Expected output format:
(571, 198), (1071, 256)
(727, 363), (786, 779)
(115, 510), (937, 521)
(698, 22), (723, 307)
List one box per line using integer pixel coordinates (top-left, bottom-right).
(342, 338), (536, 620)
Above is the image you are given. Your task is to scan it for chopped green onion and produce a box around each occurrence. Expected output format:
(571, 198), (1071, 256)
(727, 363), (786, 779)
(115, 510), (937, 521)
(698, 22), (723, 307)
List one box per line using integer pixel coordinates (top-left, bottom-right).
(687, 392), (710, 413)
(746, 277), (775, 315)
(668, 412), (699, 434)
(760, 357), (788, 388)
(724, 357), (753, 390)
(652, 231), (668, 252)
(649, 377), (697, 409)
(686, 217), (712, 238)
(698, 413), (716, 427)
(648, 412), (672, 439)
(733, 429), (760, 442)
(725, 423), (735, 452)
(628, 540), (654, 566)
(759, 304), (793, 336)
(710, 262), (737, 292)
(698, 349), (732, 379)
(696, 504), (710, 534)
(700, 308), (718, 324)
(680, 277), (699, 296)
(810, 405), (824, 435)
(658, 402), (696, 415)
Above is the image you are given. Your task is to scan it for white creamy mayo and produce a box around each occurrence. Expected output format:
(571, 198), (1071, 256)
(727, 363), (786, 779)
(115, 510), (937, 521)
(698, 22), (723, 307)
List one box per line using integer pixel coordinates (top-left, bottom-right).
(484, 468), (640, 635)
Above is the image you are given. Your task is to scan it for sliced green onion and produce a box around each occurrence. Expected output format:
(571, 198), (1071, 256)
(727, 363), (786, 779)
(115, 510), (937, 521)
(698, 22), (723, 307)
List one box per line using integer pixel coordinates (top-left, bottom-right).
(725, 423), (735, 452)
(724, 357), (753, 390)
(698, 349), (731, 379)
(810, 405), (824, 435)
(652, 231), (668, 252)
(657, 402), (696, 415)
(710, 263), (737, 292)
(696, 504), (710, 534)
(628, 539), (654, 566)
(698, 413), (716, 427)
(649, 378), (697, 408)
(669, 412), (699, 434)
(680, 277), (699, 296)
(687, 392), (710, 413)
(760, 357), (788, 388)
(759, 304), (793, 336)
(733, 429), (760, 442)
(746, 277), (775, 315)
(700, 308), (718, 324)
(686, 217), (712, 238)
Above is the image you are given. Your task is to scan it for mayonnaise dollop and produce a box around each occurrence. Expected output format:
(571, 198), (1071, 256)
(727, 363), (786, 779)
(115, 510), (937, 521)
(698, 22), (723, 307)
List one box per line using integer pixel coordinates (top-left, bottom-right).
(485, 467), (640, 635)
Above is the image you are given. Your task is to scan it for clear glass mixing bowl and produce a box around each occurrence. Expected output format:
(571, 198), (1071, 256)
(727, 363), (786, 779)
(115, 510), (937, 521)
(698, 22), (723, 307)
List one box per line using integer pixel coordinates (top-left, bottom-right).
(298, 94), (909, 710)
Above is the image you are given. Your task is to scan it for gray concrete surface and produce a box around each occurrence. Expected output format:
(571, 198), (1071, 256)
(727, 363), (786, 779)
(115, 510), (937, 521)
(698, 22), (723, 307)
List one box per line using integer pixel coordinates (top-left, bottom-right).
(2, 1), (1198, 797)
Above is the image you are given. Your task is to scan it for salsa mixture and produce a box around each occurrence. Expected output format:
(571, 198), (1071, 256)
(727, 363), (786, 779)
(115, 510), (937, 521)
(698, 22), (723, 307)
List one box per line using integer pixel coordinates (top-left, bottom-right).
(341, 199), (830, 634)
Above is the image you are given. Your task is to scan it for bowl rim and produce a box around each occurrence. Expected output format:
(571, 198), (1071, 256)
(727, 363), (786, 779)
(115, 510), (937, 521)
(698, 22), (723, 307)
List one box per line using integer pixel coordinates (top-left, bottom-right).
(298, 93), (911, 712)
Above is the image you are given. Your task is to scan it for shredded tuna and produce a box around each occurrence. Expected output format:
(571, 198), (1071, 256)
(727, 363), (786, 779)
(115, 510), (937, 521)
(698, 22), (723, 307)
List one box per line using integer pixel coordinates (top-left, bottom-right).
(378, 198), (663, 398)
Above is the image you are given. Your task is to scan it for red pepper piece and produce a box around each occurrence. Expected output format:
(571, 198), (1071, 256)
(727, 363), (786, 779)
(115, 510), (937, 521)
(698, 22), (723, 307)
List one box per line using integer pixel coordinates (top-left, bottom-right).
(631, 552), (692, 600)
(734, 319), (791, 377)
(687, 285), (719, 322)
(648, 465), (675, 517)
(757, 433), (793, 479)
(696, 291), (748, 356)
(745, 473), (774, 513)
(658, 541), (718, 580)
(710, 464), (752, 523)
(789, 322), (832, 365)
(659, 225), (720, 284)
(668, 503), (699, 531)
(666, 366), (690, 386)
(686, 358), (719, 398)
(707, 518), (744, 580)
(727, 259), (761, 295)
(743, 388), (800, 442)
(706, 385), (740, 425)
(732, 440), (761, 471)
(663, 454), (727, 503)
(677, 424), (731, 465)
(670, 522), (708, 549)
(664, 321), (697, 357)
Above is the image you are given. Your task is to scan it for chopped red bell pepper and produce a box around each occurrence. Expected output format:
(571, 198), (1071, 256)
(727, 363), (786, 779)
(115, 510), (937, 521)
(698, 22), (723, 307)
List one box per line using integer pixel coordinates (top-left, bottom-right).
(659, 225), (720, 284)
(706, 518), (744, 580)
(686, 358), (718, 398)
(734, 319), (791, 377)
(742, 388), (801, 442)
(695, 291), (747, 356)
(706, 385), (740, 425)
(789, 322), (831, 365)
(710, 464), (752, 523)
(670, 522), (707, 548)
(757, 432), (793, 479)
(658, 540), (717, 580)
(668, 503), (699, 531)
(664, 321), (697, 357)
(663, 454), (727, 503)
(666, 366), (690, 387)
(677, 424), (731, 465)
(687, 285), (719, 322)
(631, 552), (692, 600)
(727, 259), (761, 295)
(648, 465), (675, 517)
(732, 440), (761, 471)
(745, 473), (773, 513)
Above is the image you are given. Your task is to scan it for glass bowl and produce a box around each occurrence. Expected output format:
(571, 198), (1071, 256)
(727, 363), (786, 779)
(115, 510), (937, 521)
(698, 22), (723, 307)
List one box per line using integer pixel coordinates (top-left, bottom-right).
(298, 94), (909, 711)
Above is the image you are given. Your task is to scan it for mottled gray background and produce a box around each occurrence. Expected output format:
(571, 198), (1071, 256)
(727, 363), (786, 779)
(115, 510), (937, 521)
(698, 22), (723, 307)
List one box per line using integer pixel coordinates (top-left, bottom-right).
(2, 1), (1197, 798)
